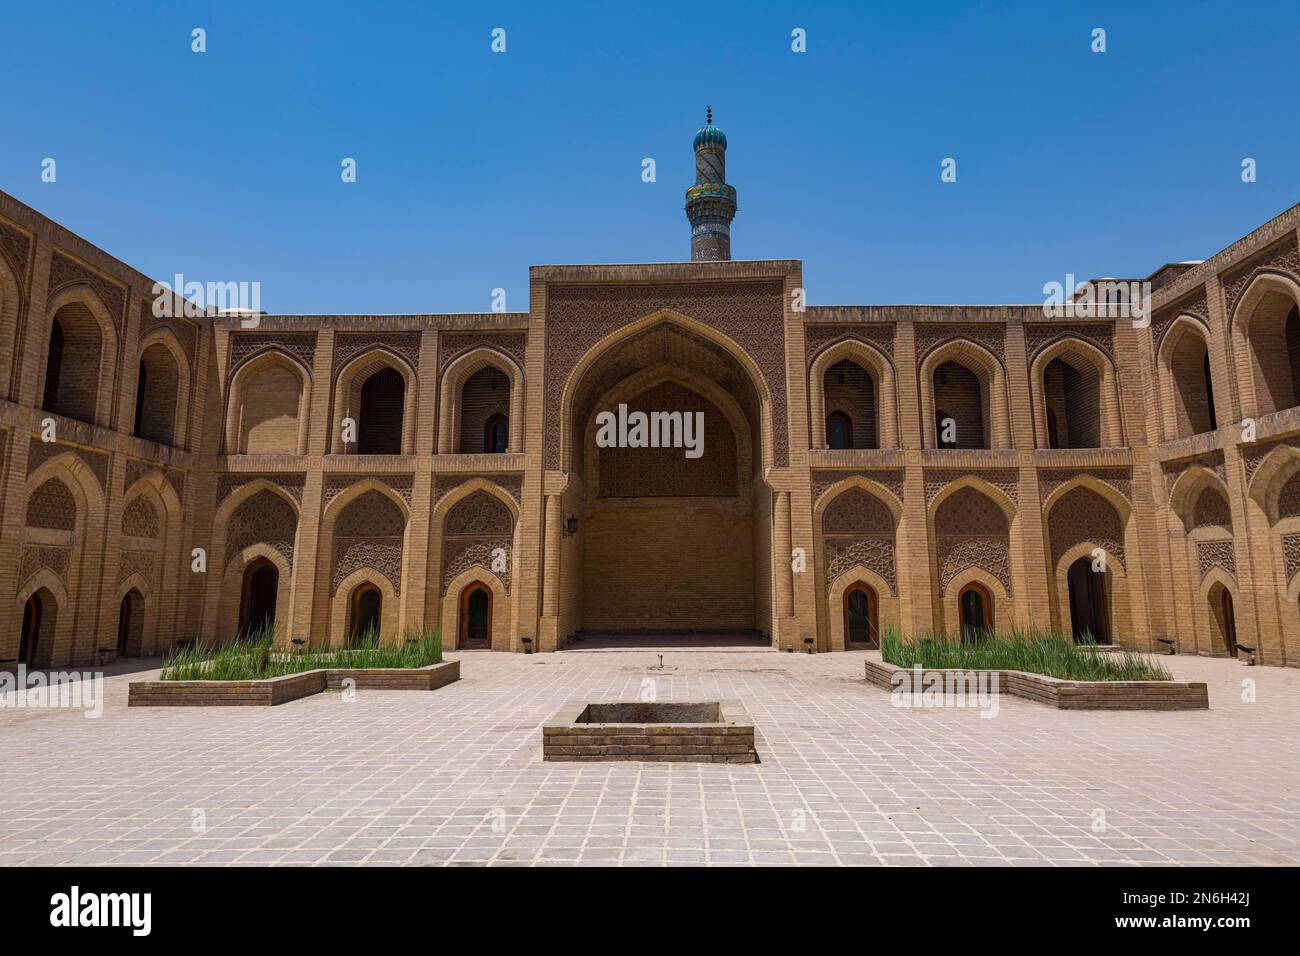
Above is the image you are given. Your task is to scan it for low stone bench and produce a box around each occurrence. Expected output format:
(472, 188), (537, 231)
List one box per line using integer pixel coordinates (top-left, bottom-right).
(128, 660), (459, 706)
(864, 659), (1208, 710)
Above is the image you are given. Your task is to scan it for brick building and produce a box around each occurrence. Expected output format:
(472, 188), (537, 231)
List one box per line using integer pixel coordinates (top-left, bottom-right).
(4, 117), (1300, 667)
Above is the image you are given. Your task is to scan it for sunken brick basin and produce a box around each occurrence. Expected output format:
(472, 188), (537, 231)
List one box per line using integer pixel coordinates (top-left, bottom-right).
(864, 659), (1208, 710)
(128, 661), (460, 707)
(543, 699), (757, 762)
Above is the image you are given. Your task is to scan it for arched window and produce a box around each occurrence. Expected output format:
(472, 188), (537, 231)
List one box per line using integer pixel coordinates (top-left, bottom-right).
(1166, 328), (1215, 438)
(357, 366), (405, 455)
(826, 411), (852, 450)
(933, 361), (985, 448)
(349, 583), (382, 643)
(42, 302), (105, 423)
(238, 558), (279, 637)
(133, 342), (181, 445)
(458, 366), (510, 453)
(958, 583), (992, 641)
(1042, 356), (1101, 448)
(822, 359), (876, 448)
(844, 584), (878, 646)
(484, 414), (509, 453)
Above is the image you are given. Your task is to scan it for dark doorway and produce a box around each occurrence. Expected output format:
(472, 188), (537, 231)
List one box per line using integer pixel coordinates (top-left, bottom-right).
(116, 590), (145, 656)
(1219, 587), (1238, 657)
(357, 367), (405, 454)
(349, 584), (382, 642)
(844, 584), (878, 647)
(19, 594), (43, 667)
(826, 411), (852, 450)
(484, 414), (509, 453)
(1066, 556), (1108, 643)
(959, 583), (992, 641)
(460, 584), (491, 647)
(238, 558), (279, 637)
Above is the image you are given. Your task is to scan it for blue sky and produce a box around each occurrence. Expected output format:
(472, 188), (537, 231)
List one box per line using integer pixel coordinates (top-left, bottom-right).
(2, 1), (1297, 312)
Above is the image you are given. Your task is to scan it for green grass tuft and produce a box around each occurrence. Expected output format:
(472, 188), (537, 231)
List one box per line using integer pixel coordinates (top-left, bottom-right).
(879, 625), (1171, 681)
(160, 624), (442, 681)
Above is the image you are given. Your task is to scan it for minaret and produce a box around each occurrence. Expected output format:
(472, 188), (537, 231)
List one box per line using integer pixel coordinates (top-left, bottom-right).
(685, 106), (738, 261)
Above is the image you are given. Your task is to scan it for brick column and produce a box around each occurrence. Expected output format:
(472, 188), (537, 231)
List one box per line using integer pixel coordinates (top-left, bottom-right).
(539, 491), (562, 650)
(1004, 319), (1052, 629)
(774, 490), (793, 618)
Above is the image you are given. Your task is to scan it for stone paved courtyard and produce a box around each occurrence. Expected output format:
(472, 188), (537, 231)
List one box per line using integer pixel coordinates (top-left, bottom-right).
(2, 649), (1298, 866)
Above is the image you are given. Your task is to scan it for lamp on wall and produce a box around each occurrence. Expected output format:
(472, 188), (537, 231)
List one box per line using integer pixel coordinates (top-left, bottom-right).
(562, 516), (578, 537)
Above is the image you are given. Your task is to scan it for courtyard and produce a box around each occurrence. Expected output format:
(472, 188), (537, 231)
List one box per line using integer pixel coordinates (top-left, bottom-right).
(1, 648), (1298, 867)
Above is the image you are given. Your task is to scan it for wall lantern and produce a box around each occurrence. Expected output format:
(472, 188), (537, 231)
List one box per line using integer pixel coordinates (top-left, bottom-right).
(563, 516), (578, 537)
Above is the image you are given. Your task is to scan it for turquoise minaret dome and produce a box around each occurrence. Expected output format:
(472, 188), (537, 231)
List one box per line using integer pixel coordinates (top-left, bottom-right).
(684, 106), (738, 261)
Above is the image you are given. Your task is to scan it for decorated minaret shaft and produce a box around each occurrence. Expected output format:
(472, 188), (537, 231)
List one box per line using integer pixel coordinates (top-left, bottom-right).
(685, 106), (738, 261)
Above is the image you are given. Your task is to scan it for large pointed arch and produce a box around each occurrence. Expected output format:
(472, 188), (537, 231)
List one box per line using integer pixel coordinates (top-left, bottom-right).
(558, 308), (774, 475)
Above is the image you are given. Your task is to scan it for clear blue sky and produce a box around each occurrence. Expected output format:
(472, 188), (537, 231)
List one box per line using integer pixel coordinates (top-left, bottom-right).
(2, 1), (1297, 312)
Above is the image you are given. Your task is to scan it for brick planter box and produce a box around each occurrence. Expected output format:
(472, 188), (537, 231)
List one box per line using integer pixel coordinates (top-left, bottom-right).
(864, 659), (1208, 710)
(128, 660), (459, 707)
(543, 699), (758, 762)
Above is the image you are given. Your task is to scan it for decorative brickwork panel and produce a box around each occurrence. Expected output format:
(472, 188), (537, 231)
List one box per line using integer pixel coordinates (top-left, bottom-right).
(1197, 540), (1236, 580)
(597, 382), (738, 497)
(1243, 438), (1300, 486)
(822, 487), (895, 535)
(934, 486), (1011, 594)
(544, 280), (787, 468)
(1024, 323), (1115, 360)
(119, 550), (156, 585)
(1150, 287), (1209, 350)
(442, 490), (516, 593)
(825, 537), (896, 595)
(445, 491), (513, 535)
(138, 304), (199, 366)
(323, 474), (414, 508)
(1221, 234), (1300, 320)
(442, 538), (512, 594)
(25, 479), (76, 530)
(811, 469), (905, 505)
(1278, 472), (1300, 520)
(123, 460), (184, 502)
(804, 325), (895, 362)
(438, 331), (527, 375)
(821, 487), (897, 595)
(0, 218), (32, 287)
(1192, 486), (1233, 531)
(914, 324), (1006, 366)
(27, 439), (109, 492)
(121, 496), (160, 538)
(228, 333), (317, 375)
(1283, 533), (1300, 584)
(226, 490), (298, 568)
(216, 473), (305, 504)
(1163, 451), (1227, 494)
(20, 545), (69, 585)
(1038, 468), (1131, 503)
(433, 474), (522, 506)
(1047, 486), (1126, 568)
(333, 332), (422, 374)
(332, 491), (406, 595)
(47, 252), (126, 331)
(925, 469), (1019, 505)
